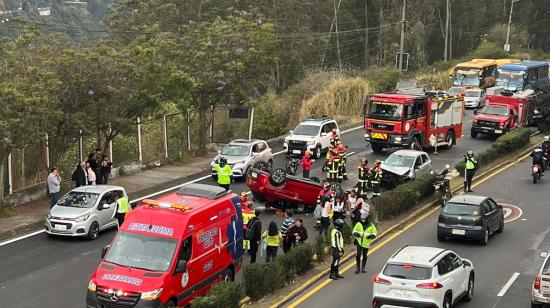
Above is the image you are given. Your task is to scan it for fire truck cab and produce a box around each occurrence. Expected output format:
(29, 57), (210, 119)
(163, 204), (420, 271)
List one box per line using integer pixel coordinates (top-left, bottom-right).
(364, 93), (465, 153)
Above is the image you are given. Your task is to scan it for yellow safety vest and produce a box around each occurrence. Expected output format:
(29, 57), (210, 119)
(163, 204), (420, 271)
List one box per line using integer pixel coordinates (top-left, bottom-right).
(215, 164), (232, 185)
(262, 231), (282, 247)
(117, 196), (130, 214)
(353, 222), (377, 248)
(466, 158), (476, 170)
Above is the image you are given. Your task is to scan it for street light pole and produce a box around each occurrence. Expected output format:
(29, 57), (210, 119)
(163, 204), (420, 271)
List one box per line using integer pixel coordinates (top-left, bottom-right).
(504, 0), (519, 52)
(398, 0), (406, 73)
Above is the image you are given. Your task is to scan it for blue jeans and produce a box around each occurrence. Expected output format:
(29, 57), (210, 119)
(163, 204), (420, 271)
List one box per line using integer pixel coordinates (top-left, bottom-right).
(50, 192), (59, 208)
(100, 173), (110, 184)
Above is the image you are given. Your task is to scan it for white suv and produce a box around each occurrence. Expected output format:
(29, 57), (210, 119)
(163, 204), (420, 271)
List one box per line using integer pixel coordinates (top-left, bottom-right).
(532, 251), (550, 307)
(373, 246), (475, 308)
(284, 117), (339, 159)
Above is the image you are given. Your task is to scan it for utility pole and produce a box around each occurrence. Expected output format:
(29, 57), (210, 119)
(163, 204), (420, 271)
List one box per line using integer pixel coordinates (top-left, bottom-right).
(444, 0), (449, 61)
(398, 0), (406, 73)
(505, 0), (519, 52)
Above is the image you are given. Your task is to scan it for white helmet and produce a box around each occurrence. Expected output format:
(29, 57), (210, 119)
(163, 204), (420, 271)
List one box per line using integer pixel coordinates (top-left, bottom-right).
(545, 136), (550, 142)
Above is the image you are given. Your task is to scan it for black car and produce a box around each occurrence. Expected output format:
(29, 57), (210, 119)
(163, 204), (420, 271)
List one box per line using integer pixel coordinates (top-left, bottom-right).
(437, 195), (504, 245)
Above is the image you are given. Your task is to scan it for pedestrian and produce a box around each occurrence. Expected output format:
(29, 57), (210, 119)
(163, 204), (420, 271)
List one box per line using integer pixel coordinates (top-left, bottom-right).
(47, 167), (61, 208)
(87, 152), (99, 180)
(71, 161), (88, 187)
(353, 215), (377, 274)
(213, 157), (233, 191)
(287, 218), (308, 248)
(247, 210), (262, 264)
(115, 191), (130, 228)
(87, 162), (96, 185)
(99, 154), (113, 184)
(332, 195), (345, 223)
(301, 150), (313, 178)
(464, 150), (478, 193)
(262, 221), (282, 262)
(348, 189), (361, 227)
(329, 219), (345, 280)
(280, 209), (295, 254)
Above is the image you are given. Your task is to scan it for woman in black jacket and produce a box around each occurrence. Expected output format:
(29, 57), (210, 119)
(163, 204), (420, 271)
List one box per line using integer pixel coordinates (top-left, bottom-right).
(287, 218), (308, 248)
(72, 162), (88, 187)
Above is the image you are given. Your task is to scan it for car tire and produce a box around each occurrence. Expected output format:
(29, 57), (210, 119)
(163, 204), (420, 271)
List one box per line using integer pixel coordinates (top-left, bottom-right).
(471, 130), (478, 139)
(437, 232), (445, 242)
(532, 302), (543, 308)
(161, 300), (177, 308)
(464, 273), (474, 302)
(443, 293), (452, 308)
(496, 218), (504, 233)
(480, 227), (489, 246)
(222, 268), (234, 282)
(371, 143), (382, 153)
(87, 222), (100, 240)
(253, 161), (270, 172)
(444, 131), (455, 149)
(314, 145), (322, 160)
(270, 168), (287, 187)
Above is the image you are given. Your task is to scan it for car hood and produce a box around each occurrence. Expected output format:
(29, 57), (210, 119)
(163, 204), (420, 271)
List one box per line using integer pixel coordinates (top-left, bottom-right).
(475, 113), (507, 121)
(213, 155), (249, 165)
(287, 135), (316, 142)
(50, 205), (91, 219)
(381, 164), (411, 176)
(92, 262), (165, 292)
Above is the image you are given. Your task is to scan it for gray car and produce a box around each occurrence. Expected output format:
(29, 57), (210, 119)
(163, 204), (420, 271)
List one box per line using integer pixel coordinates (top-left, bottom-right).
(381, 149), (432, 187)
(45, 185), (127, 240)
(211, 139), (273, 179)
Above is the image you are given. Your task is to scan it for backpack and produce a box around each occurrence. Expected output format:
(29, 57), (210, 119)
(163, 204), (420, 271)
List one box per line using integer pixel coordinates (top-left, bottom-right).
(246, 219), (258, 240)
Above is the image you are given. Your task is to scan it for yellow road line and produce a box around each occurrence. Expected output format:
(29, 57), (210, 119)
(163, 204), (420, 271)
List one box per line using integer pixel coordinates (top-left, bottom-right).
(287, 150), (532, 308)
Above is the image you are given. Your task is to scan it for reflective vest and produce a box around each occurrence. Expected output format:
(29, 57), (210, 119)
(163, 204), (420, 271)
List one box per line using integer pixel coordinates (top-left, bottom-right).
(353, 222), (377, 248)
(215, 164), (232, 185)
(466, 158), (477, 170)
(331, 228), (343, 252)
(358, 166), (369, 181)
(370, 167), (382, 182)
(117, 196), (130, 214)
(242, 208), (255, 227)
(262, 231), (282, 247)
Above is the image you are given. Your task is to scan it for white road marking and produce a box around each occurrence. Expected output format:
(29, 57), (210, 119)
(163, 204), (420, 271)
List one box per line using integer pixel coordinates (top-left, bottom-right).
(0, 126), (365, 246)
(497, 272), (520, 297)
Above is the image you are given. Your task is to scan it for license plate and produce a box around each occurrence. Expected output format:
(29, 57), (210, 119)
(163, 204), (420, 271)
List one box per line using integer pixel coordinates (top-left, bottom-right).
(452, 229), (465, 235)
(292, 150), (301, 154)
(394, 290), (412, 299)
(371, 133), (388, 140)
(54, 224), (67, 231)
(482, 129), (490, 133)
(495, 129), (503, 134)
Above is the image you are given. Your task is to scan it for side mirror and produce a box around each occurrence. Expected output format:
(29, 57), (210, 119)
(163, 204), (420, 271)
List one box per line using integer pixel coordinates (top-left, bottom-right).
(289, 130), (294, 135)
(101, 245), (110, 259)
(99, 203), (111, 210)
(176, 260), (187, 273)
(462, 260), (472, 267)
(541, 251), (549, 258)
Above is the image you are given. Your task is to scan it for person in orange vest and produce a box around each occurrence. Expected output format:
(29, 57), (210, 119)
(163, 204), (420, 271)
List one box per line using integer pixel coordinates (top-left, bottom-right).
(240, 192), (255, 252)
(336, 141), (348, 181)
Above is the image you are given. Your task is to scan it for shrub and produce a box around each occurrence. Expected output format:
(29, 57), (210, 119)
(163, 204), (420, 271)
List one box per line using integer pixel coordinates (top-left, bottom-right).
(276, 244), (314, 283)
(470, 41), (509, 59)
(313, 235), (327, 262)
(192, 281), (242, 308)
(361, 67), (401, 92)
(243, 261), (285, 301)
(456, 128), (531, 175)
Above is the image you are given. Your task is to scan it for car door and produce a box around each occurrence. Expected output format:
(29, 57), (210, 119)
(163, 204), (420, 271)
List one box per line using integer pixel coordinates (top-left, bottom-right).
(96, 191), (115, 229)
(173, 236), (194, 305)
(480, 200), (496, 232)
(436, 256), (453, 291)
(487, 198), (502, 228)
(320, 124), (331, 148)
(262, 141), (272, 161)
(256, 142), (267, 162)
(448, 253), (468, 296)
(250, 143), (260, 165)
(420, 154), (432, 175)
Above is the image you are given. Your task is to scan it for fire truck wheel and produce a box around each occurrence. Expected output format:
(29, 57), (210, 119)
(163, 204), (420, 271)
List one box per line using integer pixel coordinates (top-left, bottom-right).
(371, 143), (383, 153)
(444, 131), (455, 149)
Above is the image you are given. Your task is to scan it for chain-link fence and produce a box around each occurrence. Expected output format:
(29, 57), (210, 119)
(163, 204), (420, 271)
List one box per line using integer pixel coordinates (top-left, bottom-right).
(10, 141), (45, 192)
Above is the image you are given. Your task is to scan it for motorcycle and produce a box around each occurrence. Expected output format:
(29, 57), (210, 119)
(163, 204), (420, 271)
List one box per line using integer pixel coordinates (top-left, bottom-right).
(286, 158), (301, 176)
(433, 164), (452, 206)
(533, 164), (542, 184)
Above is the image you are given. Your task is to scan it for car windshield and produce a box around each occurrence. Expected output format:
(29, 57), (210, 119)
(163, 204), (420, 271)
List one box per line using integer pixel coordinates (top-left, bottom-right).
(105, 231), (178, 272)
(453, 69), (481, 87)
(221, 144), (250, 156)
(495, 69), (525, 87)
(293, 124), (319, 136)
(57, 191), (99, 208)
(383, 263), (432, 280)
(384, 154), (415, 168)
(479, 105), (509, 116)
(443, 202), (480, 216)
(465, 90), (481, 98)
(366, 102), (403, 120)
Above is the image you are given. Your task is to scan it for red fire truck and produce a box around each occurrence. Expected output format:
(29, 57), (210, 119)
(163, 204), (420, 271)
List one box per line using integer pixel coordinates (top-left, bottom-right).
(364, 93), (465, 152)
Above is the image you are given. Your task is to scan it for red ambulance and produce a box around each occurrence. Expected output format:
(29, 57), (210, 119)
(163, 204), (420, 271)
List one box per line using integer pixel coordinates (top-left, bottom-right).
(86, 184), (244, 308)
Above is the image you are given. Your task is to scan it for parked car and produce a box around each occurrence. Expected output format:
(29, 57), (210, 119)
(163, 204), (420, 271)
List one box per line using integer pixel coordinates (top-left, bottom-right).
(284, 116), (339, 159)
(464, 89), (486, 108)
(211, 139), (273, 180)
(532, 251), (550, 308)
(437, 195), (504, 245)
(373, 246), (475, 308)
(45, 185), (127, 240)
(246, 167), (343, 212)
(381, 149), (432, 188)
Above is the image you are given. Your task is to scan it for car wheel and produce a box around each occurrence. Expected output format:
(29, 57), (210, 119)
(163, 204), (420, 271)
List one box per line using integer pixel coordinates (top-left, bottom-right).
(532, 302), (543, 308)
(444, 131), (455, 149)
(270, 168), (287, 186)
(480, 227), (489, 246)
(443, 293), (452, 308)
(437, 232), (445, 242)
(464, 273), (474, 302)
(161, 300), (177, 308)
(496, 218), (504, 233)
(471, 130), (478, 139)
(253, 161), (269, 172)
(222, 268), (234, 282)
(314, 145), (322, 159)
(87, 222), (99, 240)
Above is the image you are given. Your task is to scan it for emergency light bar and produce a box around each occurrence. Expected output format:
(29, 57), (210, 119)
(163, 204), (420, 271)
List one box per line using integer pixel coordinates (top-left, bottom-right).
(142, 199), (192, 211)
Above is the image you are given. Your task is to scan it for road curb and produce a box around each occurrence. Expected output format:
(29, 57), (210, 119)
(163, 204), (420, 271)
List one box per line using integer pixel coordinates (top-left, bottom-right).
(267, 131), (540, 308)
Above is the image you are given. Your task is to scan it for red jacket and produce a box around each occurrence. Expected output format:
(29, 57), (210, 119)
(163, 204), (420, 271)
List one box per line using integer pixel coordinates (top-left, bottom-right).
(301, 155), (313, 171)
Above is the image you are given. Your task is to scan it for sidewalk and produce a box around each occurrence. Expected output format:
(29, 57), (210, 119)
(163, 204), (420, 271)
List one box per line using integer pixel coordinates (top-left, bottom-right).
(0, 155), (214, 242)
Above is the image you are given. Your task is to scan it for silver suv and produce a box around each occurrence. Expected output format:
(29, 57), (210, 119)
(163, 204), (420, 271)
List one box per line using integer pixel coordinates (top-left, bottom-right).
(284, 116), (340, 159)
(45, 185), (127, 240)
(211, 139), (273, 179)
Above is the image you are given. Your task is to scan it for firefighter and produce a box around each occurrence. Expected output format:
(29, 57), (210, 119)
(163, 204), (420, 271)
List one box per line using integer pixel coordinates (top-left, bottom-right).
(356, 158), (370, 197)
(326, 146), (341, 182)
(336, 141), (348, 181)
(330, 127), (340, 147)
(464, 150), (478, 193)
(329, 218), (345, 280)
(370, 160), (383, 198)
(241, 192), (255, 252)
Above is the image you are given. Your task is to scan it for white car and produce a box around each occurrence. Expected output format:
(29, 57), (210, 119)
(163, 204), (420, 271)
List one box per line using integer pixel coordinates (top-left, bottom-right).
(283, 116), (339, 159)
(464, 89), (486, 108)
(381, 149), (432, 188)
(532, 251), (550, 307)
(373, 246), (475, 308)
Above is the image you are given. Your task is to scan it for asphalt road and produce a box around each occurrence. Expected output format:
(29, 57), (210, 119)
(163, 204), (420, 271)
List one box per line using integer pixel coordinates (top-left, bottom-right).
(0, 111), (495, 308)
(288, 155), (549, 308)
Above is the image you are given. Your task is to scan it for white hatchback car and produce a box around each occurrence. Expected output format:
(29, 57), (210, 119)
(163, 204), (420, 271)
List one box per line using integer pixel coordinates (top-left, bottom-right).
(532, 251), (550, 307)
(373, 246), (475, 308)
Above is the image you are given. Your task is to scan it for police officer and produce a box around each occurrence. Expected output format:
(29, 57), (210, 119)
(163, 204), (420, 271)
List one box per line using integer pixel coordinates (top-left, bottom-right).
(214, 157), (233, 191)
(464, 150), (477, 193)
(330, 219), (345, 280)
(356, 158), (370, 197)
(370, 160), (383, 198)
(353, 215), (377, 274)
(115, 191), (130, 228)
